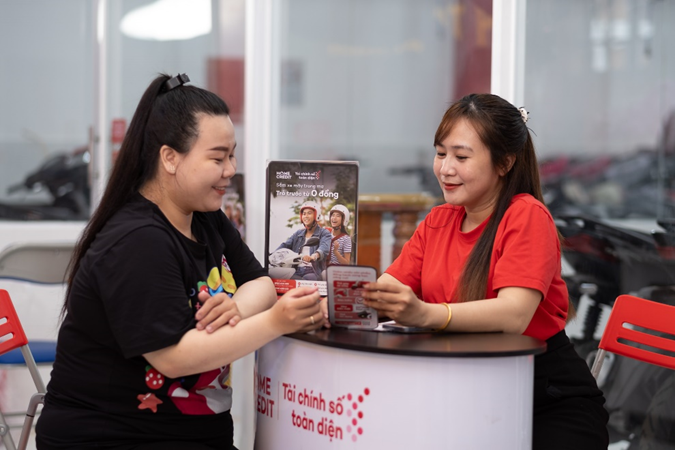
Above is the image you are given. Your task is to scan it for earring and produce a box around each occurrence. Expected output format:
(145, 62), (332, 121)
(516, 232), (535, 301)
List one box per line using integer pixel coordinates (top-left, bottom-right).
(170, 166), (176, 174)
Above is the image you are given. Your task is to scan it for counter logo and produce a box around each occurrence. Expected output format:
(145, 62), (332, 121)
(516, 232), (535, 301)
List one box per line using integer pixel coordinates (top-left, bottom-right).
(256, 369), (371, 444)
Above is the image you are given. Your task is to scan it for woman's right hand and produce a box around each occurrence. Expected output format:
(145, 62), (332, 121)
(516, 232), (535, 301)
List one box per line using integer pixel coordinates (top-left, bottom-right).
(362, 281), (427, 327)
(270, 286), (324, 334)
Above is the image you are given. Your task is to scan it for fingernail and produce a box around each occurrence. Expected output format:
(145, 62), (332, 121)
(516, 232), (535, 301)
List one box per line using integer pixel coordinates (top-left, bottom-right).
(206, 326), (213, 333)
(196, 323), (204, 330)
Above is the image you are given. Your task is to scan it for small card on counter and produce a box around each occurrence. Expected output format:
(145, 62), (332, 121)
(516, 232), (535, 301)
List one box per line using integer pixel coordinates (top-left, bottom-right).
(326, 265), (378, 329)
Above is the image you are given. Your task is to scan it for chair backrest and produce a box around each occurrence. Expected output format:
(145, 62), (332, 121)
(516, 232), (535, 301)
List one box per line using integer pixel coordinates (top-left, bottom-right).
(0, 242), (74, 284)
(0, 289), (29, 356)
(598, 294), (675, 370)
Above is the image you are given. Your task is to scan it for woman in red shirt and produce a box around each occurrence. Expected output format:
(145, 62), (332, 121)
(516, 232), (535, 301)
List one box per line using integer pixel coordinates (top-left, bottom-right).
(363, 93), (608, 450)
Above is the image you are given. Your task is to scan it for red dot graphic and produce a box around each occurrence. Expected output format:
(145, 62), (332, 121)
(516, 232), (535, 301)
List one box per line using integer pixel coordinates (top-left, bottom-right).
(343, 387), (370, 443)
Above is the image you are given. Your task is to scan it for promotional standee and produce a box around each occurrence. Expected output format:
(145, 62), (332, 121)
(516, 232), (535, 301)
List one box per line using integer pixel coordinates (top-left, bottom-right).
(265, 160), (359, 296)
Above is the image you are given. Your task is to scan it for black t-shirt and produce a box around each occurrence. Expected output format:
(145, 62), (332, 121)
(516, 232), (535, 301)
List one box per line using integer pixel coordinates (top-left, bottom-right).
(36, 195), (266, 449)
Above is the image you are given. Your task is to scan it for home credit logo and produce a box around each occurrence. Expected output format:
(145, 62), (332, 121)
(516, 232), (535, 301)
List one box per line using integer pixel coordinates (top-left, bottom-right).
(256, 370), (371, 443)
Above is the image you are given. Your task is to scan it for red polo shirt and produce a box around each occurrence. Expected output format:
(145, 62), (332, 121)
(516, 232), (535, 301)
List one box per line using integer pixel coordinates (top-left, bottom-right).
(386, 193), (568, 341)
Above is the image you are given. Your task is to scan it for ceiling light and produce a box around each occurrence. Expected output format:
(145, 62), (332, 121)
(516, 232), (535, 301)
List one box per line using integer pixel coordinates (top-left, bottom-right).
(120, 0), (212, 41)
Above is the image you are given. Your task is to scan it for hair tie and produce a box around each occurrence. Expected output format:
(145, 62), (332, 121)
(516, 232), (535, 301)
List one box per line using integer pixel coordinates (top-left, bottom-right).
(518, 107), (529, 123)
(164, 73), (190, 92)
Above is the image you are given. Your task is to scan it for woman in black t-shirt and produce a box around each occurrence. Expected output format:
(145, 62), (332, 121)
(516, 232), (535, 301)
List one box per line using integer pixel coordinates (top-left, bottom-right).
(36, 73), (325, 450)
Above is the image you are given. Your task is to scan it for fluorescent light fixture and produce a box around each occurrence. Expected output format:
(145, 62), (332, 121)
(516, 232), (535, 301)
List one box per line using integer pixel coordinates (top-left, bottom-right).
(120, 0), (212, 41)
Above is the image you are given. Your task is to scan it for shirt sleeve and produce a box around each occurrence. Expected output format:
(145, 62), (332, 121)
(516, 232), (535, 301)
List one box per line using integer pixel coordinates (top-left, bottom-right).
(491, 202), (560, 296)
(340, 236), (352, 253)
(385, 218), (428, 297)
(92, 225), (193, 359)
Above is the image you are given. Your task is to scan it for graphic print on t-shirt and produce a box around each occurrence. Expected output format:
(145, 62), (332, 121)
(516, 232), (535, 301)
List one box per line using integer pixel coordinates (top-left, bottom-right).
(206, 266), (225, 296)
(221, 255), (236, 296)
(197, 256), (237, 298)
(167, 365), (232, 415)
(137, 254), (238, 415)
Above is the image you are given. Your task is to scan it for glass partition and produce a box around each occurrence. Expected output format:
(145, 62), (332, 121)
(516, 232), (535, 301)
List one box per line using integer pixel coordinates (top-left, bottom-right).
(277, 0), (492, 197)
(0, 0), (247, 223)
(526, 0), (675, 224)
(0, 1), (94, 221)
(524, 2), (675, 448)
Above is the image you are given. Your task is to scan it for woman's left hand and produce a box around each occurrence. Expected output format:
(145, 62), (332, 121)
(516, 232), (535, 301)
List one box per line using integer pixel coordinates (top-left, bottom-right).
(195, 290), (242, 332)
(362, 281), (426, 327)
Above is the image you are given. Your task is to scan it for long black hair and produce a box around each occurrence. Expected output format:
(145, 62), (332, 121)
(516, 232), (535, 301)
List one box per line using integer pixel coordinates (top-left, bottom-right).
(62, 73), (230, 314)
(434, 93), (545, 303)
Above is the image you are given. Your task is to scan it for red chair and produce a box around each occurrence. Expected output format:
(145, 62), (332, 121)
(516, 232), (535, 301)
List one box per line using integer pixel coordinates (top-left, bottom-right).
(591, 294), (675, 379)
(0, 289), (46, 450)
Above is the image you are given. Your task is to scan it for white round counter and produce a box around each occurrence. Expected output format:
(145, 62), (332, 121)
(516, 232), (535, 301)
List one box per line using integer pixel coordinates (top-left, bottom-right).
(254, 328), (545, 449)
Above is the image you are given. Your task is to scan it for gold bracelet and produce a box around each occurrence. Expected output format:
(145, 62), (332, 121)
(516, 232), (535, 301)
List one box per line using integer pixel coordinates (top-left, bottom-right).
(435, 303), (452, 332)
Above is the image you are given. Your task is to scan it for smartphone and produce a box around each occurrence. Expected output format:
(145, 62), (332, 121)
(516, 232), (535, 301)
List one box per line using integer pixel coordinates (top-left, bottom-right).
(326, 265), (378, 330)
(381, 321), (433, 334)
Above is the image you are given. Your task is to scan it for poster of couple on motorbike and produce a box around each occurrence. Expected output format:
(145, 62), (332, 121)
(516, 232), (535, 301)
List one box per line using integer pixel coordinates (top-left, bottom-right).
(265, 160), (359, 295)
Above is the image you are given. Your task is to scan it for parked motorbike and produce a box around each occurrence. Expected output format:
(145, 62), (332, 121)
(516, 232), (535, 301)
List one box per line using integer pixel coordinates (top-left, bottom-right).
(558, 214), (675, 449)
(268, 236), (320, 279)
(0, 146), (91, 220)
(541, 149), (675, 220)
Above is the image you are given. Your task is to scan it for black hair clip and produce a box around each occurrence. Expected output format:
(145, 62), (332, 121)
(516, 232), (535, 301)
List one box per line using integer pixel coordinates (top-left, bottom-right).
(164, 73), (190, 91)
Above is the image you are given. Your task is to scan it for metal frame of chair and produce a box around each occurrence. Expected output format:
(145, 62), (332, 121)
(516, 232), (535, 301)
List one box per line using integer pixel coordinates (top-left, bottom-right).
(591, 294), (675, 379)
(0, 289), (47, 450)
